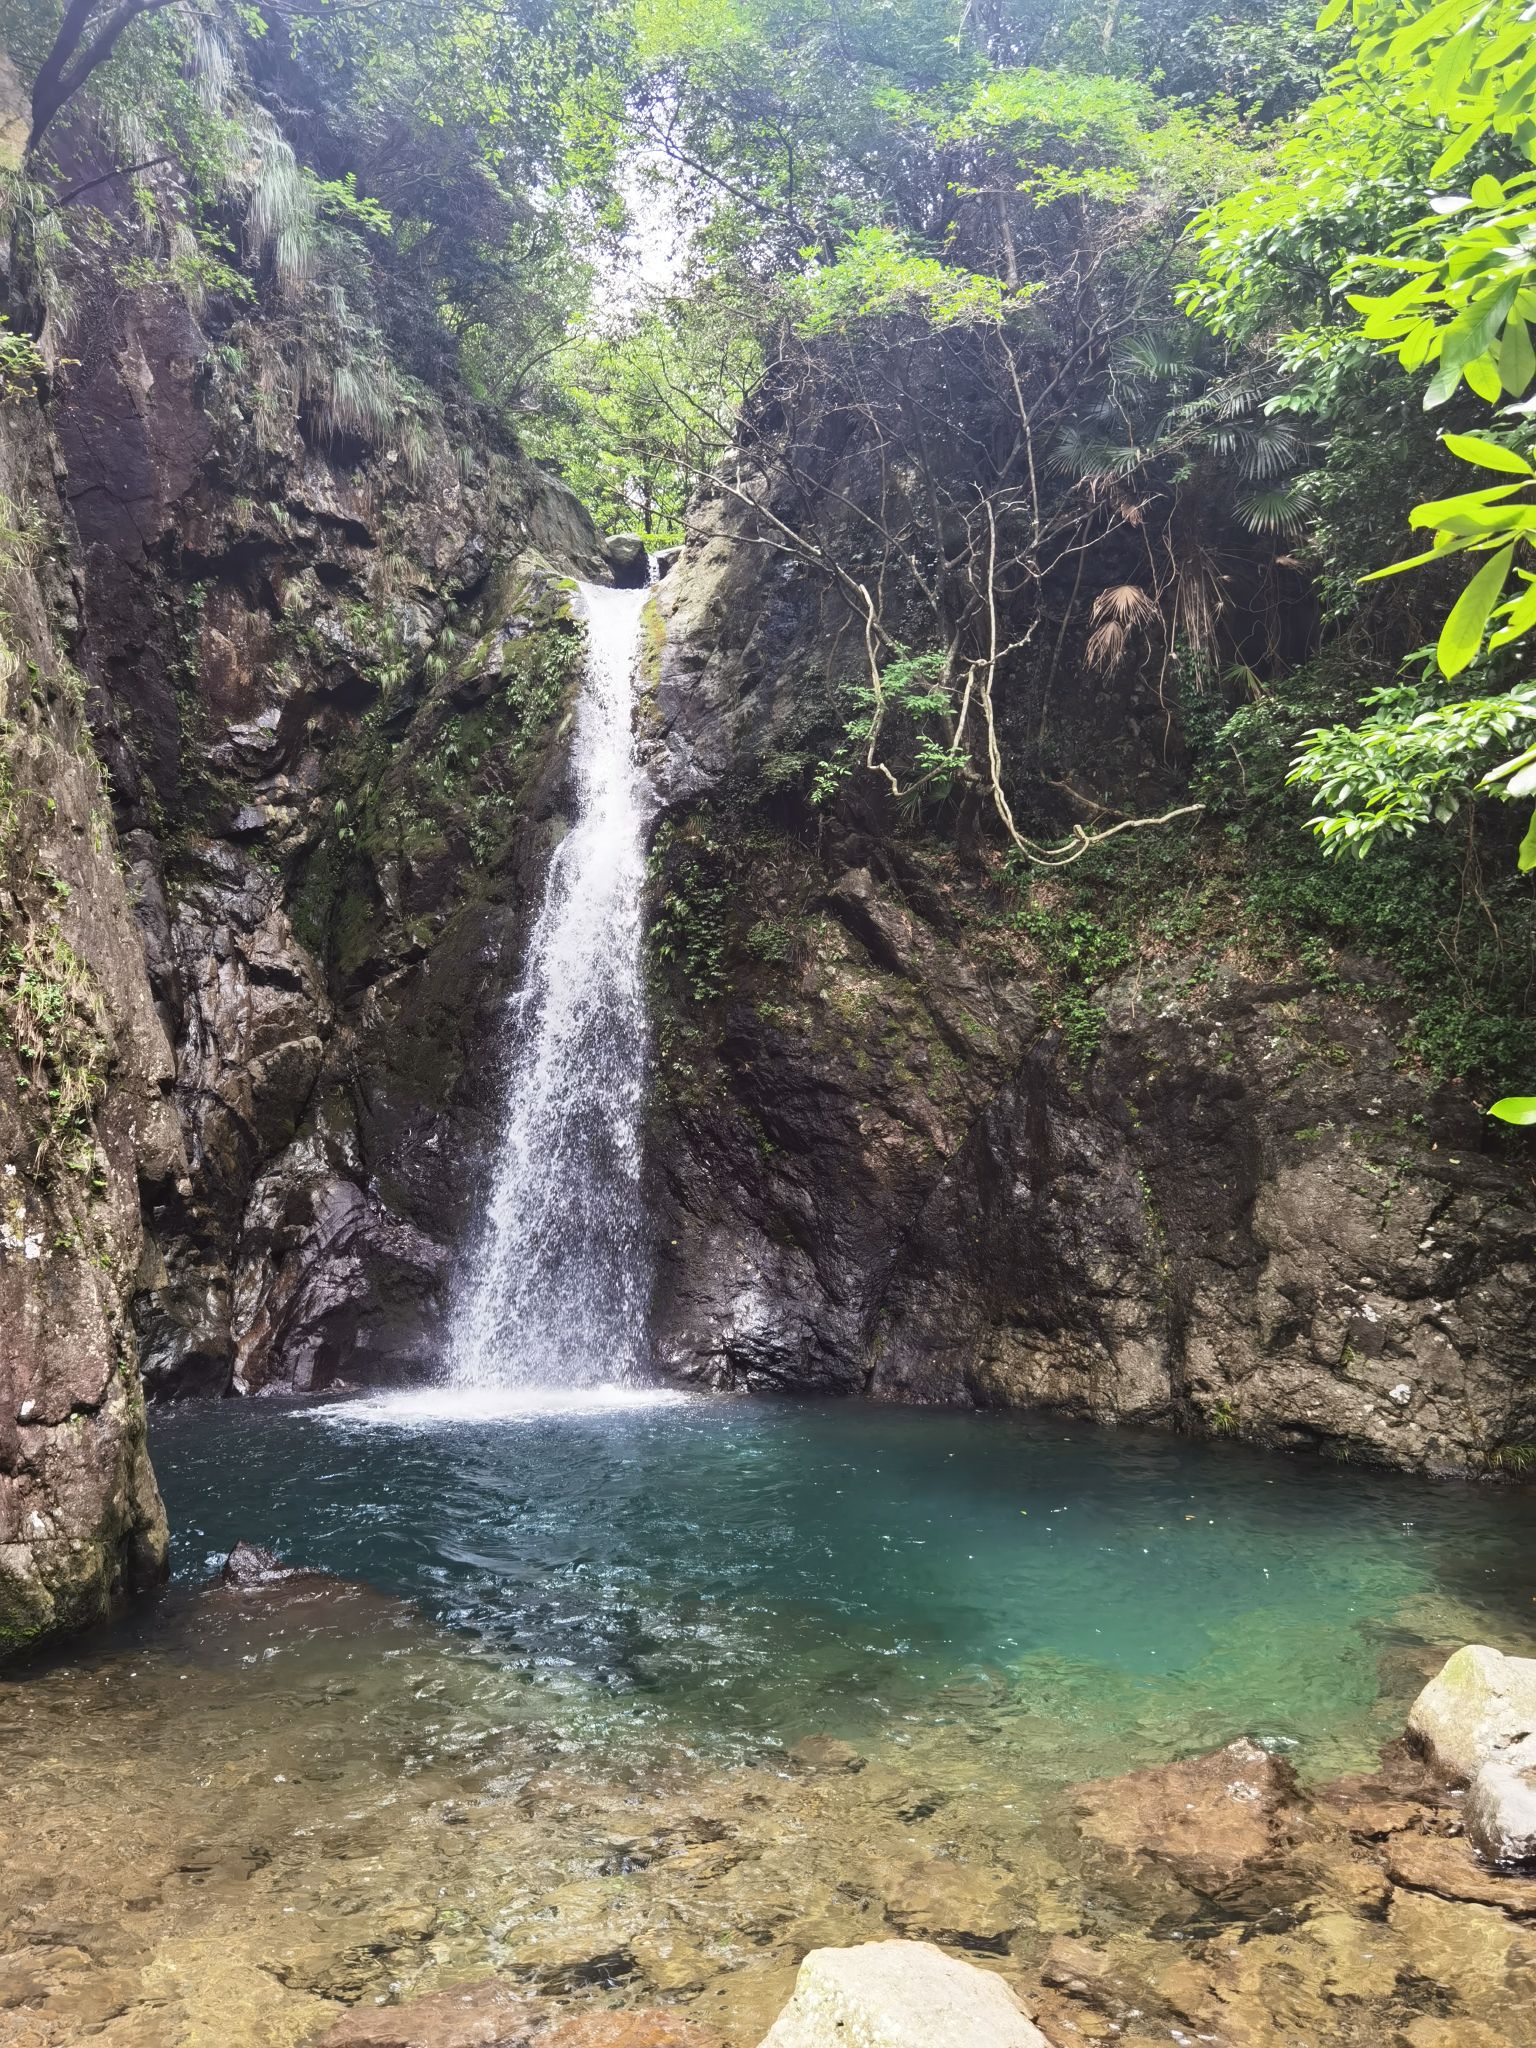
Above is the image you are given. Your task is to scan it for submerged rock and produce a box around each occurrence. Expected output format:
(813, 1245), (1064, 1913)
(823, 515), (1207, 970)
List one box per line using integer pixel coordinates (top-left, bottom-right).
(1073, 1737), (1306, 1897)
(757, 1941), (1048, 2048)
(1384, 1830), (1536, 1910)
(537, 2018), (725, 2046)
(220, 1541), (300, 1586)
(313, 1983), (724, 2048)
(873, 1854), (1021, 1951)
(787, 1735), (865, 1773)
(1407, 1646), (1536, 1785)
(313, 1981), (545, 2047)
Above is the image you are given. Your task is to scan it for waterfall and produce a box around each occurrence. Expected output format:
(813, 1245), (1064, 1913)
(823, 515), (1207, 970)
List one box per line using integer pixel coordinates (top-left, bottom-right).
(447, 580), (654, 1389)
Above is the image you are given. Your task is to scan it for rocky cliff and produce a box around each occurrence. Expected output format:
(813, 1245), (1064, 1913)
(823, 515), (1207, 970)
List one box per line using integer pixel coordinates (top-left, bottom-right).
(0, 394), (175, 1649)
(43, 141), (609, 1406)
(638, 449), (1536, 1476)
(0, 54), (608, 1648)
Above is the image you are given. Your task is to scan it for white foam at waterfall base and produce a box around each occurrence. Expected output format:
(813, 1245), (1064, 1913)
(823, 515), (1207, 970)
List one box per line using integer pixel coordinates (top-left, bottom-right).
(446, 580), (655, 1390)
(316, 1386), (696, 1429)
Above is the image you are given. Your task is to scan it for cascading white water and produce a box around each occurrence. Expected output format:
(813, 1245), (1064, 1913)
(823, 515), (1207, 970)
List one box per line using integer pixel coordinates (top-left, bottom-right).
(447, 580), (654, 1389)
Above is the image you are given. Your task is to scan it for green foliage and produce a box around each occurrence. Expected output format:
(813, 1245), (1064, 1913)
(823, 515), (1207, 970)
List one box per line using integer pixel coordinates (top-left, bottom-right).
(651, 824), (732, 1004)
(1288, 678), (1536, 855)
(1006, 896), (1133, 1064)
(311, 173), (393, 239)
(1486, 1438), (1536, 1472)
(744, 916), (797, 963)
(793, 228), (1013, 334)
(812, 654), (970, 809)
(0, 319), (47, 403)
(518, 284), (761, 540)
(3, 919), (107, 1168)
(1189, 0), (1536, 899)
(1188, 672), (1536, 1083)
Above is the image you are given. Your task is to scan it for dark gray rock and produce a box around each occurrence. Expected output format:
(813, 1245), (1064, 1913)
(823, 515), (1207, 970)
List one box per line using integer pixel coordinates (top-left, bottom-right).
(605, 532), (649, 587)
(219, 1541), (297, 1585)
(0, 401), (173, 1656)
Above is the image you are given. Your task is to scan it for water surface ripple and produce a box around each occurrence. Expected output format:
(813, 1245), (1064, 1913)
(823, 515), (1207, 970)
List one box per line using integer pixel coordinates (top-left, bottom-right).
(153, 1394), (1536, 1770)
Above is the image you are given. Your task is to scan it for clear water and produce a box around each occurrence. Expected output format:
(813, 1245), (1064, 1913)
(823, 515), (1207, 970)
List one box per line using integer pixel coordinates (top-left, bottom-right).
(448, 582), (654, 1388)
(152, 1392), (1536, 1774)
(9, 1396), (1536, 2046)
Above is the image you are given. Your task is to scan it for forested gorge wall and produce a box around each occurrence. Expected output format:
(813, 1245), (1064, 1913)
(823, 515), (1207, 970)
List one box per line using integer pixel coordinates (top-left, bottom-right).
(638, 333), (1536, 1475)
(0, 385), (173, 1651)
(0, 42), (609, 1646)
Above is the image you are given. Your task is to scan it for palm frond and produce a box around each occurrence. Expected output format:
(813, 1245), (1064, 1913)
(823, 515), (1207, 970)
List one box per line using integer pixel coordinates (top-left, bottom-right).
(1234, 423), (1304, 480)
(1234, 480), (1316, 536)
(1085, 583), (1161, 671)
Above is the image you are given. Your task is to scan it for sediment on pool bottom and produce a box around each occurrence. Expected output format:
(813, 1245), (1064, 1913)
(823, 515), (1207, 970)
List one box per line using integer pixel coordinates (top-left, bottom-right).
(3, 1568), (1536, 2048)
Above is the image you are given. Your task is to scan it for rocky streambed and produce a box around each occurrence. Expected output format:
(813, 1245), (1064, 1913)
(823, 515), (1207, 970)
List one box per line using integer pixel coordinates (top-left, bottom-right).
(2, 1473), (1535, 2048)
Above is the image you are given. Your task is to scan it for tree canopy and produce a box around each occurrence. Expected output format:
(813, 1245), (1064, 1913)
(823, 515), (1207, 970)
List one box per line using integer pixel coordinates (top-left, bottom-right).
(3, 0), (1535, 1092)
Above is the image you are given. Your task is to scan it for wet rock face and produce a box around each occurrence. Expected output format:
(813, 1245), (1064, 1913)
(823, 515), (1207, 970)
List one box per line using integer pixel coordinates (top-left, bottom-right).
(639, 527), (1536, 1473)
(605, 533), (650, 589)
(219, 1541), (298, 1586)
(0, 405), (174, 1653)
(30, 160), (607, 1401)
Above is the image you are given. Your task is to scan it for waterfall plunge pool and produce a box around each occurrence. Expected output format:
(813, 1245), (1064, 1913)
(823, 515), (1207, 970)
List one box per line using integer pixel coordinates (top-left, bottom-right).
(145, 1391), (1536, 1772)
(5, 1394), (1535, 2046)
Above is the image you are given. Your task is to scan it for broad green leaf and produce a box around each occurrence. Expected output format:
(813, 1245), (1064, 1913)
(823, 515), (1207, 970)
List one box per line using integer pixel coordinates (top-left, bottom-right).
(1360, 536), (1478, 579)
(1431, 121), (1487, 179)
(1489, 578), (1536, 645)
(1437, 543), (1515, 676)
(1521, 810), (1536, 871)
(1499, 311), (1536, 394)
(1431, 21), (1484, 114)
(1409, 479), (1526, 524)
(1495, 52), (1536, 119)
(1442, 432), (1533, 473)
(1471, 173), (1506, 207)
(1464, 352), (1506, 402)
(1392, 0), (1487, 60)
(1488, 1095), (1536, 1123)
(1481, 742), (1536, 788)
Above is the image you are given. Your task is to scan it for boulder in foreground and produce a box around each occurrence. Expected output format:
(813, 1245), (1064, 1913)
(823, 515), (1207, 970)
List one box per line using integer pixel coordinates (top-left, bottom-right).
(1405, 1645), (1536, 1868)
(1465, 1738), (1536, 1867)
(1406, 1645), (1536, 1785)
(757, 1940), (1048, 2048)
